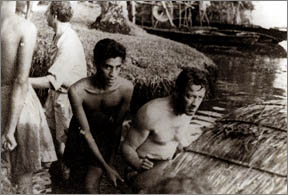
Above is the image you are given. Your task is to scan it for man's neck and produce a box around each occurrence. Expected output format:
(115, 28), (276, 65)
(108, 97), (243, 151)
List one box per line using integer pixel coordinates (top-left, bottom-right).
(170, 95), (194, 119)
(170, 95), (181, 115)
(92, 74), (120, 91)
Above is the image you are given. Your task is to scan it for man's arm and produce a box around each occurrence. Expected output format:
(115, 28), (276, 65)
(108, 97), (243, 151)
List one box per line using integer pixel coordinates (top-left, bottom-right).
(3, 23), (37, 150)
(68, 82), (123, 185)
(29, 76), (52, 89)
(109, 82), (134, 163)
(68, 82), (110, 168)
(121, 108), (154, 170)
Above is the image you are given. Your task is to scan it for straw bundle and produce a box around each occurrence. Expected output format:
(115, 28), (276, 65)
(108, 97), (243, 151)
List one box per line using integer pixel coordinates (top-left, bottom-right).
(184, 99), (287, 193)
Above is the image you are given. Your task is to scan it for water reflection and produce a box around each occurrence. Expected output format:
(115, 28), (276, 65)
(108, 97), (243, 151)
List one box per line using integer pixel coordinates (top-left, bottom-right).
(203, 54), (287, 113)
(272, 58), (287, 95)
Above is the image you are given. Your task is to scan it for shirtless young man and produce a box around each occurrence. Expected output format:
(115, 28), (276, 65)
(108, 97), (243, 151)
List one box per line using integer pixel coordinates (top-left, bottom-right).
(121, 67), (207, 171)
(1, 1), (57, 193)
(63, 38), (134, 193)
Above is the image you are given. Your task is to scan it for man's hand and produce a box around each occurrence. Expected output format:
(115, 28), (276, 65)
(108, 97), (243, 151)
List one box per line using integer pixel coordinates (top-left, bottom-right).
(105, 166), (124, 187)
(1, 133), (17, 151)
(137, 158), (154, 170)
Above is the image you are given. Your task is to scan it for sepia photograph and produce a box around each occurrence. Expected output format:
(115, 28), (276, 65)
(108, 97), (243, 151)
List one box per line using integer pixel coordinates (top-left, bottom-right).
(1, 1), (287, 194)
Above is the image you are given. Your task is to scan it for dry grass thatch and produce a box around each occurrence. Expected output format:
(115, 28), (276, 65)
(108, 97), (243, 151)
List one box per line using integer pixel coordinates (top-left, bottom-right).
(184, 99), (287, 193)
(155, 152), (286, 194)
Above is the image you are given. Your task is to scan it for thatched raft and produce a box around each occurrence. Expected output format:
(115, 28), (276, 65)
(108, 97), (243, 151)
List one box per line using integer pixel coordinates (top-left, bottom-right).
(188, 99), (287, 173)
(138, 152), (287, 194)
(217, 99), (287, 130)
(134, 100), (287, 194)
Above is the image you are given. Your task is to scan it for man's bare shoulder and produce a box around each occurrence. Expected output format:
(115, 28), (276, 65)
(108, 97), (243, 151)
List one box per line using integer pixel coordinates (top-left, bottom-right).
(5, 15), (37, 33)
(69, 77), (91, 94)
(135, 97), (170, 127)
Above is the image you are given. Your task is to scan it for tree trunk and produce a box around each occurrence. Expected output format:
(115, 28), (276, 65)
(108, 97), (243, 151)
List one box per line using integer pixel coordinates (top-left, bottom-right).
(90, 1), (131, 34)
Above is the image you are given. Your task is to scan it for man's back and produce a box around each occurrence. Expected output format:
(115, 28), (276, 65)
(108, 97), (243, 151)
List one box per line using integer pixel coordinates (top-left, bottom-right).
(1, 13), (37, 129)
(1, 15), (37, 85)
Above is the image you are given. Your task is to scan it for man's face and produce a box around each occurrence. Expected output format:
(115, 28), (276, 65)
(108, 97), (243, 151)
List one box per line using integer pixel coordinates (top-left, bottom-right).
(182, 83), (206, 116)
(98, 57), (122, 87)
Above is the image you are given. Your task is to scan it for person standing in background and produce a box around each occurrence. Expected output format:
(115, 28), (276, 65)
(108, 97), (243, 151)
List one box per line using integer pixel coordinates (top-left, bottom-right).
(29, 1), (87, 178)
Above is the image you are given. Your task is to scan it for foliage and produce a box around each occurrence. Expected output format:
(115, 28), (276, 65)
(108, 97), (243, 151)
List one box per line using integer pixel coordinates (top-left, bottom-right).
(205, 1), (254, 25)
(131, 77), (175, 114)
(90, 1), (131, 34)
(1, 166), (17, 194)
(30, 23), (54, 103)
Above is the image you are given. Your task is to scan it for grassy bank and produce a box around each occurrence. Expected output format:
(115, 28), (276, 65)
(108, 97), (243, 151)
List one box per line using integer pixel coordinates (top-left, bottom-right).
(30, 2), (216, 112)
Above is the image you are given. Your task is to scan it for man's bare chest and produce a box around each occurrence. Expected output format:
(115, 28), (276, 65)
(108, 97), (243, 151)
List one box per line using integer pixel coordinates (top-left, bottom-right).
(83, 90), (123, 112)
(151, 117), (190, 143)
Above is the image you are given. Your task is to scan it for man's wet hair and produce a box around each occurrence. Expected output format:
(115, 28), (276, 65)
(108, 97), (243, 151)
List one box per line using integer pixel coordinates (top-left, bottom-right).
(175, 67), (208, 96)
(49, 1), (73, 23)
(93, 38), (126, 68)
(173, 67), (208, 115)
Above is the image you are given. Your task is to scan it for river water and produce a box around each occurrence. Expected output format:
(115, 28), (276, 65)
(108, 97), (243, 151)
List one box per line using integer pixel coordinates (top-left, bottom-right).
(199, 43), (287, 116)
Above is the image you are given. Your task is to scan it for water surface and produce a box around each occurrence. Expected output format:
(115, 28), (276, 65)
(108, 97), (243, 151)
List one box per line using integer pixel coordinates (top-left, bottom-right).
(200, 51), (287, 115)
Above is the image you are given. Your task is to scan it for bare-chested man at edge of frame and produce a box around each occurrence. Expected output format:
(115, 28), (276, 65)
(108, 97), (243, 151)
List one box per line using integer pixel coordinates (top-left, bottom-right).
(1, 1), (57, 193)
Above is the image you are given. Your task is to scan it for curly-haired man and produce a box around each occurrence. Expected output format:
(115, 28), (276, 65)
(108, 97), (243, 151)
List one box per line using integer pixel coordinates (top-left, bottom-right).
(121, 67), (207, 191)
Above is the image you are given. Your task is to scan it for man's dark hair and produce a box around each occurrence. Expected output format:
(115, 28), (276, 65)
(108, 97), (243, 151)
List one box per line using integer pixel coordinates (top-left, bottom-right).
(175, 67), (208, 96)
(173, 67), (208, 114)
(50, 1), (73, 23)
(93, 38), (126, 68)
